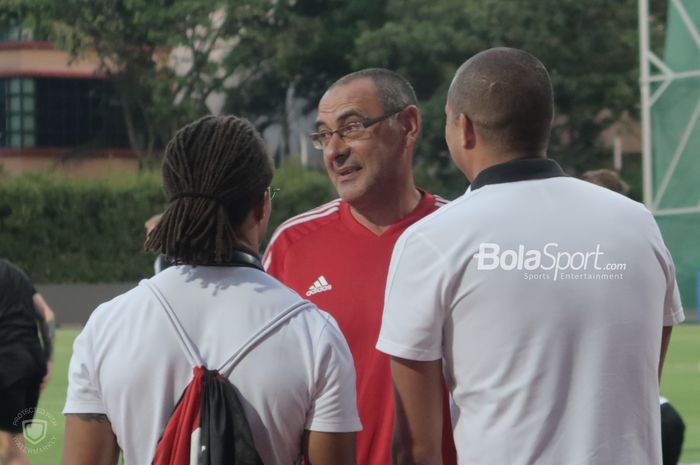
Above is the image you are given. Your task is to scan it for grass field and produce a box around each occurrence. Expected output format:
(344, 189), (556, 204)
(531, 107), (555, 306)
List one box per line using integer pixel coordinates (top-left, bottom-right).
(20, 324), (700, 464)
(662, 323), (700, 463)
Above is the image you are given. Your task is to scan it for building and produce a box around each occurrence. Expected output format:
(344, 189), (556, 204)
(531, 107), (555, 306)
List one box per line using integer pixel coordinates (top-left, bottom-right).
(0, 18), (135, 177)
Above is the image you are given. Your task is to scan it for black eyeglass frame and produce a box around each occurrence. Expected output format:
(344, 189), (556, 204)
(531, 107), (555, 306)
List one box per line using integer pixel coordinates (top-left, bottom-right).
(309, 107), (405, 150)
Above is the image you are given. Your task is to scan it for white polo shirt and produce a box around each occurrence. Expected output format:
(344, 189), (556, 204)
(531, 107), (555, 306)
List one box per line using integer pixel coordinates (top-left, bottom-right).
(377, 158), (684, 465)
(65, 264), (361, 465)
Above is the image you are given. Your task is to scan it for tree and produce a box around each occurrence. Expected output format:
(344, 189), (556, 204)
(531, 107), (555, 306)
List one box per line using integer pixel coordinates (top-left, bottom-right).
(8, 0), (280, 166)
(219, 0), (643, 192)
(222, 0), (390, 158)
(350, 0), (641, 178)
(52, 0), (247, 165)
(7, 0), (646, 181)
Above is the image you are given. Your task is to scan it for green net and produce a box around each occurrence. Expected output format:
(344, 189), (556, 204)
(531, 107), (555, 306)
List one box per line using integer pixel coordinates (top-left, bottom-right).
(650, 0), (700, 312)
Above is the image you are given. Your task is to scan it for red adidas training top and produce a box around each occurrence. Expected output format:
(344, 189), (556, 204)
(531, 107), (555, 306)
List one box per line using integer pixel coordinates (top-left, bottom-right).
(264, 191), (456, 465)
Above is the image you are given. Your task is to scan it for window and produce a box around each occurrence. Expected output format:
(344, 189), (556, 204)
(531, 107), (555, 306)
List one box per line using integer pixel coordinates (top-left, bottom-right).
(0, 77), (129, 150)
(35, 78), (128, 148)
(0, 78), (36, 148)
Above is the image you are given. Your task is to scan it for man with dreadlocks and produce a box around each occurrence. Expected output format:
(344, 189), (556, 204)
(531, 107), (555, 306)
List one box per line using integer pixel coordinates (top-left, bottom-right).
(62, 115), (361, 465)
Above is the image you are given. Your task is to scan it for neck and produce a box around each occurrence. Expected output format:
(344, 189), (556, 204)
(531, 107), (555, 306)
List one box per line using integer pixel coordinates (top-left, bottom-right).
(348, 185), (422, 235)
(236, 233), (260, 255)
(469, 149), (545, 182)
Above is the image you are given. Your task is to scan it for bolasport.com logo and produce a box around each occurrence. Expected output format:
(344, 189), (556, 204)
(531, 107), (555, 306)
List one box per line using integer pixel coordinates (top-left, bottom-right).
(12, 407), (58, 455)
(474, 242), (627, 281)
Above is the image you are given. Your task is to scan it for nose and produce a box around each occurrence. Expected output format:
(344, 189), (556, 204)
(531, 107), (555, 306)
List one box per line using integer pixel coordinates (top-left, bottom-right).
(323, 132), (350, 165)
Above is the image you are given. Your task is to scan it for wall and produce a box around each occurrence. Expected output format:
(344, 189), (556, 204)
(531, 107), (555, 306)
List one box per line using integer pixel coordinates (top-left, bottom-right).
(36, 282), (138, 326)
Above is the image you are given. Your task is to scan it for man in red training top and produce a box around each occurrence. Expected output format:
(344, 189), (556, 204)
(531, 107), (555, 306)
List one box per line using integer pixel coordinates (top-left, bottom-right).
(264, 68), (455, 465)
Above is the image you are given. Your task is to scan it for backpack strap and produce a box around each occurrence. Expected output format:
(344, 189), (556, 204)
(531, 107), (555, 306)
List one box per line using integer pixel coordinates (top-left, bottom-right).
(217, 299), (312, 377)
(141, 279), (313, 375)
(142, 279), (205, 367)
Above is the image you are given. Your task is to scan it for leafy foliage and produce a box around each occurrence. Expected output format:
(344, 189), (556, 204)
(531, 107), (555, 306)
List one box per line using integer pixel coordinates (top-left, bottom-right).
(6, 0), (644, 182)
(346, 0), (641, 176)
(220, 0), (643, 182)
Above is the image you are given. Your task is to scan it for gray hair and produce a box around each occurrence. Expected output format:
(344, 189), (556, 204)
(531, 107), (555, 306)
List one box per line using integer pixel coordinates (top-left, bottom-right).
(330, 68), (418, 113)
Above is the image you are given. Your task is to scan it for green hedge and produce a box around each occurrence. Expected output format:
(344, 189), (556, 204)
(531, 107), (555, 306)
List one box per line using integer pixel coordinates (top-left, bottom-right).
(0, 158), (471, 283)
(0, 161), (335, 283)
(0, 172), (165, 283)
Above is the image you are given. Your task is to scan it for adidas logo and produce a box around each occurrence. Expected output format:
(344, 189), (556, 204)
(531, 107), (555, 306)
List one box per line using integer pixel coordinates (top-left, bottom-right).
(306, 275), (333, 296)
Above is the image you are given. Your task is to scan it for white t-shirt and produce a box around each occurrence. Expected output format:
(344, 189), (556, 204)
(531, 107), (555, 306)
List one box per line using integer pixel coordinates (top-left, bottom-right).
(377, 159), (685, 465)
(64, 265), (361, 465)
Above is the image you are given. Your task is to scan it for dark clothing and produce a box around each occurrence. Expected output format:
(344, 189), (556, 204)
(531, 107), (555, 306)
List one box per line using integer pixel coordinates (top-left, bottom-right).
(661, 401), (686, 465)
(0, 259), (46, 432)
(0, 348), (44, 433)
(0, 259), (42, 351)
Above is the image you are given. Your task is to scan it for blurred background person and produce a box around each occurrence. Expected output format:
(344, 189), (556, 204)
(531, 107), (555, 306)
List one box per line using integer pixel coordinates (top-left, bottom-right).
(144, 213), (172, 274)
(581, 168), (630, 196)
(0, 258), (55, 465)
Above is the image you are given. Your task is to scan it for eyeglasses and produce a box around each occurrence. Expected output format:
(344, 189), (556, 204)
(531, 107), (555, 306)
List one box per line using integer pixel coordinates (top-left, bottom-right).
(309, 108), (404, 150)
(267, 186), (281, 200)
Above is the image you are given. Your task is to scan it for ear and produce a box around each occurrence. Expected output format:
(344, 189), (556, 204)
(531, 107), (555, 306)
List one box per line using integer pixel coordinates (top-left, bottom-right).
(251, 194), (267, 223)
(460, 113), (477, 150)
(399, 105), (420, 142)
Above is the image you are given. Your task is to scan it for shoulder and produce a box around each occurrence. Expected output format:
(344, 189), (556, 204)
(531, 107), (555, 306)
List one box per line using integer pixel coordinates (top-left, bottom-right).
(258, 294), (351, 357)
(72, 279), (163, 338)
(264, 199), (342, 267)
(431, 193), (450, 209)
(0, 258), (29, 280)
(406, 191), (467, 234)
(417, 189), (450, 212)
(566, 178), (655, 220)
(303, 307), (355, 370)
(270, 199), (342, 243)
(0, 259), (35, 293)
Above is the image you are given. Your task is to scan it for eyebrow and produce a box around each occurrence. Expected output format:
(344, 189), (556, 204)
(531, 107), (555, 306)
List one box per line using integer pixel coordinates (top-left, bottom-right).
(315, 109), (366, 131)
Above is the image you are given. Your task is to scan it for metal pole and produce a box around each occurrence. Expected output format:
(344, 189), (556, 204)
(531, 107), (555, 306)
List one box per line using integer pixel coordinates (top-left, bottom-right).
(614, 134), (623, 171)
(639, 0), (654, 209)
(300, 133), (308, 167)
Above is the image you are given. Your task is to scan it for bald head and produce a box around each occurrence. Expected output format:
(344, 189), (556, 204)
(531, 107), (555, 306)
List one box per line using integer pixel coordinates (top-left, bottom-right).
(448, 47), (554, 155)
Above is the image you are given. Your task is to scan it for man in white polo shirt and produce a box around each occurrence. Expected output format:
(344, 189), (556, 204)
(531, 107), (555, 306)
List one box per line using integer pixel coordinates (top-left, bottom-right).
(377, 47), (685, 465)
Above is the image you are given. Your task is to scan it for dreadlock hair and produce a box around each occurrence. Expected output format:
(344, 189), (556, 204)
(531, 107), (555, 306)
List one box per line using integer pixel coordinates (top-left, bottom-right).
(145, 115), (273, 265)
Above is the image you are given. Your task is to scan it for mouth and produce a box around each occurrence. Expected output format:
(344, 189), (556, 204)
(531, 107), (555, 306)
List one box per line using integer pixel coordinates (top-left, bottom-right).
(336, 166), (361, 180)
